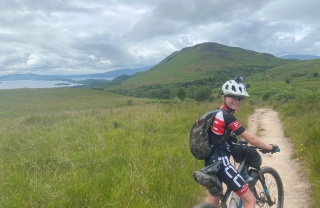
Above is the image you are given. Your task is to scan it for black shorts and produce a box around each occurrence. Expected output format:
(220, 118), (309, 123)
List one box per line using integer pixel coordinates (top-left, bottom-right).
(205, 148), (247, 195)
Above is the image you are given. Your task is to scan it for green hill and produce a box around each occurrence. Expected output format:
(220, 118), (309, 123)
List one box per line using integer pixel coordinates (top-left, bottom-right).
(106, 41), (319, 102)
(117, 42), (292, 88)
(246, 59), (320, 98)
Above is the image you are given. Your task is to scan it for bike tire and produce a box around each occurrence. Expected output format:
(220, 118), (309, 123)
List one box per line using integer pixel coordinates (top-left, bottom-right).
(193, 202), (218, 208)
(254, 166), (284, 208)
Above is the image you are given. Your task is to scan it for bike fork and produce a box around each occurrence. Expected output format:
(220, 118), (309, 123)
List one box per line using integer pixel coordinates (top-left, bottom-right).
(258, 170), (276, 206)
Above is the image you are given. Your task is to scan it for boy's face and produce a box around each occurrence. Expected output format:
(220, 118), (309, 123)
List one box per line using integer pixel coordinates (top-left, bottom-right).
(222, 95), (244, 110)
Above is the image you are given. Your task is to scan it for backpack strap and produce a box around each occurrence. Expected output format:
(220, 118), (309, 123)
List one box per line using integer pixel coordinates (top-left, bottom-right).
(212, 108), (232, 146)
(219, 128), (231, 144)
(211, 128), (231, 163)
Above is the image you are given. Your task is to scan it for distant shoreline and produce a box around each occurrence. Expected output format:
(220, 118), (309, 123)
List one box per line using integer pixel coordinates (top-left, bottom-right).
(55, 83), (71, 86)
(0, 80), (82, 90)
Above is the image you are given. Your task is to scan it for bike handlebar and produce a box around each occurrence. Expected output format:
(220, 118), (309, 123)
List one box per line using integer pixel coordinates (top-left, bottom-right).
(238, 140), (280, 154)
(260, 146), (280, 154)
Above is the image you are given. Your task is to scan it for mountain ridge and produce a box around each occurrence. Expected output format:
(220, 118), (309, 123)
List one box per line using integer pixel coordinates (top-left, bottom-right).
(108, 42), (320, 101)
(116, 42), (292, 88)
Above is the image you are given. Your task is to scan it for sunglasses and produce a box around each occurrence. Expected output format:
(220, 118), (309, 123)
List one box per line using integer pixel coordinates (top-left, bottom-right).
(228, 96), (245, 102)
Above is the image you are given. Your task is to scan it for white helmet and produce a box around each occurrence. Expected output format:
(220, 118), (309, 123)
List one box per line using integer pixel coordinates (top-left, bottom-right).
(221, 76), (249, 97)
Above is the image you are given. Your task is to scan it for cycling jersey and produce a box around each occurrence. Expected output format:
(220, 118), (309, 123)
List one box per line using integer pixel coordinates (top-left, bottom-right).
(209, 104), (245, 150)
(205, 104), (248, 196)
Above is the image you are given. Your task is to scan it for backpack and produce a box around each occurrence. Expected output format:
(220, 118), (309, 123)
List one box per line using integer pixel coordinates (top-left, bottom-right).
(189, 109), (230, 160)
(189, 110), (219, 160)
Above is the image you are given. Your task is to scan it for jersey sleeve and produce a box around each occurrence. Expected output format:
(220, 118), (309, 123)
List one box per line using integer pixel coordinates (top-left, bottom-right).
(223, 112), (245, 135)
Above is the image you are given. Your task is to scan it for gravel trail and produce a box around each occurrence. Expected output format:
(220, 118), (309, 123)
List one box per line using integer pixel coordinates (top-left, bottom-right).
(247, 108), (312, 208)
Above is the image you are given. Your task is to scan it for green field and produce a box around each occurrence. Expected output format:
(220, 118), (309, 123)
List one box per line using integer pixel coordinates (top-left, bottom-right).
(0, 88), (150, 118)
(0, 88), (254, 207)
(0, 85), (319, 207)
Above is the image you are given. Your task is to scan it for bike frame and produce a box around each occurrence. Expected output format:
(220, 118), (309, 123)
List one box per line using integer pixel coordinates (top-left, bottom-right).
(219, 156), (276, 208)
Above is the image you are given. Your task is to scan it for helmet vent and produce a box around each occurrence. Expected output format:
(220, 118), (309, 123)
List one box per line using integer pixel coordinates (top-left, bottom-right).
(221, 77), (249, 97)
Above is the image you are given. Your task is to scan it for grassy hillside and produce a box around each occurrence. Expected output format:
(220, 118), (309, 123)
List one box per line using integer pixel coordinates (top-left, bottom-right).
(115, 42), (291, 88)
(246, 59), (320, 99)
(248, 59), (320, 82)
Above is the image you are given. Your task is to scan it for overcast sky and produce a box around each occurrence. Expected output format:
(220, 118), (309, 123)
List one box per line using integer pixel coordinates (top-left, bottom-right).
(1, 0), (320, 75)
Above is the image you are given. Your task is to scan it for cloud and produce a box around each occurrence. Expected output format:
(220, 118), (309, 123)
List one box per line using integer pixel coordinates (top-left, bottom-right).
(0, 0), (319, 75)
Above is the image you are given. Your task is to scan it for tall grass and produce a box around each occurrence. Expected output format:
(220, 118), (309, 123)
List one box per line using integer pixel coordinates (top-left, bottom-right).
(2, 86), (318, 207)
(0, 97), (254, 208)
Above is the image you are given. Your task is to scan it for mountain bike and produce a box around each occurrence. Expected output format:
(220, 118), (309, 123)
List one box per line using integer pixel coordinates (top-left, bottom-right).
(193, 141), (284, 208)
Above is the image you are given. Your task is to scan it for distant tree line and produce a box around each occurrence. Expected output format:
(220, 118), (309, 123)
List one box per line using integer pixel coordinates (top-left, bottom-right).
(75, 65), (274, 101)
(110, 82), (217, 101)
(107, 65), (269, 101)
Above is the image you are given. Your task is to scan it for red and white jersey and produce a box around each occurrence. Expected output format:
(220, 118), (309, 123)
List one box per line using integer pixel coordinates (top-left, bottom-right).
(209, 105), (245, 148)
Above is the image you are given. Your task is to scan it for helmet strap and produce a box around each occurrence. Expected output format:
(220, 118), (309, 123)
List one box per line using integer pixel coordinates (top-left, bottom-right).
(221, 96), (235, 114)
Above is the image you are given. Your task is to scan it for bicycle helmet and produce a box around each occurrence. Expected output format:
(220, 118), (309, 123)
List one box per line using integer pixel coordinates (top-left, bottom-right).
(221, 76), (249, 97)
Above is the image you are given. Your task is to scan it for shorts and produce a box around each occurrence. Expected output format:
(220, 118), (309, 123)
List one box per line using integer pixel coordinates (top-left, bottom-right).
(205, 148), (249, 196)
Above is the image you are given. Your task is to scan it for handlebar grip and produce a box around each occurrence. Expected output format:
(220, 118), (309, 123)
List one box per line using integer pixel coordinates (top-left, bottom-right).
(259, 146), (280, 154)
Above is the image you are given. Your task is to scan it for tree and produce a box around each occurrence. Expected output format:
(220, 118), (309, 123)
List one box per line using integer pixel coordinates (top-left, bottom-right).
(177, 87), (187, 101)
(285, 77), (291, 84)
(187, 86), (198, 99)
(194, 86), (212, 102)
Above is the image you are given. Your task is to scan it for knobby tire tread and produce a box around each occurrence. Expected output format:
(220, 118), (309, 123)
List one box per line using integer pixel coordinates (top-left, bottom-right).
(258, 166), (284, 208)
(193, 202), (219, 208)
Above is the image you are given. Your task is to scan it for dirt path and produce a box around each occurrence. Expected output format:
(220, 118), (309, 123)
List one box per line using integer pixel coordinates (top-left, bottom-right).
(247, 108), (312, 208)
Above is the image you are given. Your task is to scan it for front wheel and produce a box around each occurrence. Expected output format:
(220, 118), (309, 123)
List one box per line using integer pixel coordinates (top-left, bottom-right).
(193, 202), (218, 208)
(254, 166), (284, 208)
